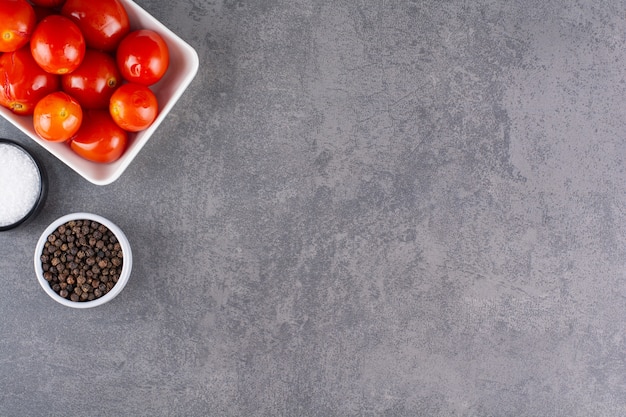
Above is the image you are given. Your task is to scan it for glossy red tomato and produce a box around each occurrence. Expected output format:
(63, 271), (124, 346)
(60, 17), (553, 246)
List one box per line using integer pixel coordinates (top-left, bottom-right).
(31, 0), (66, 6)
(109, 83), (158, 132)
(33, 91), (83, 142)
(70, 110), (128, 163)
(0, 46), (60, 115)
(30, 15), (86, 74)
(0, 0), (36, 52)
(61, 49), (121, 109)
(61, 0), (130, 52)
(116, 30), (170, 86)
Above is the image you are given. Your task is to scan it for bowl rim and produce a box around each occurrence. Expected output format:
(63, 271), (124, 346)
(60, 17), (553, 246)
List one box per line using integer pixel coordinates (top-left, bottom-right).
(0, 138), (48, 232)
(33, 212), (133, 309)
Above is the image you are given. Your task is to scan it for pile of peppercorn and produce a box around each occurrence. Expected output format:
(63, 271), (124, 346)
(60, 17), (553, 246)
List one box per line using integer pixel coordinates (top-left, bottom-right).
(40, 220), (123, 302)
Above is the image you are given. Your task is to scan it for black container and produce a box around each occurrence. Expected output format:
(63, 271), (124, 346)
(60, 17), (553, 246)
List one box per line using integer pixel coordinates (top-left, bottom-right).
(0, 138), (48, 231)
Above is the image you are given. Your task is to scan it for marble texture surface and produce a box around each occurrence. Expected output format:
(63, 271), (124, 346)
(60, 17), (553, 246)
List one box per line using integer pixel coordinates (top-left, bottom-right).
(1, 0), (626, 415)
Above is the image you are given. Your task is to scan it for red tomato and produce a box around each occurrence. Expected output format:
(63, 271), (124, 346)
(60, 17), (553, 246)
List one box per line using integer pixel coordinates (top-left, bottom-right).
(116, 30), (169, 86)
(33, 91), (83, 142)
(61, 0), (129, 52)
(109, 83), (158, 132)
(0, 0), (36, 52)
(0, 46), (60, 115)
(30, 15), (85, 74)
(30, 0), (65, 6)
(61, 49), (121, 109)
(70, 110), (128, 163)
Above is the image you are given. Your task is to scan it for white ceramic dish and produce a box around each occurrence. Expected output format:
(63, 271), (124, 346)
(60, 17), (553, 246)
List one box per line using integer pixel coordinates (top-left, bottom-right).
(34, 212), (133, 308)
(0, 0), (199, 185)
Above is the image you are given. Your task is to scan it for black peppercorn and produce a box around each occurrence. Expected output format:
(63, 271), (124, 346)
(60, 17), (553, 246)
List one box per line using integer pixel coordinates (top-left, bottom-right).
(40, 220), (124, 302)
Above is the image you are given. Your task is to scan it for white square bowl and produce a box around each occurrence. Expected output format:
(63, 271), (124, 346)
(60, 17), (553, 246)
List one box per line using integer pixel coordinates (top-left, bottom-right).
(0, 0), (199, 185)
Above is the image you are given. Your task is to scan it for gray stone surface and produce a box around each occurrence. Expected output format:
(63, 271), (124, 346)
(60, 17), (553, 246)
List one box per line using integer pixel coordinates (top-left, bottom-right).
(1, 0), (626, 415)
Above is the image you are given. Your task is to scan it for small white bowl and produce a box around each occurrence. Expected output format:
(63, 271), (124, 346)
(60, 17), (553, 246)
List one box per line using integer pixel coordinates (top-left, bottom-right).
(0, 0), (199, 185)
(34, 212), (133, 308)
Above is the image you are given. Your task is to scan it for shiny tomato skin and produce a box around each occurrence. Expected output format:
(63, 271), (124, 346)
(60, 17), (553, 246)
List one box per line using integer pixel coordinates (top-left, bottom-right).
(62, 49), (121, 109)
(109, 83), (158, 132)
(30, 0), (66, 6)
(30, 15), (86, 74)
(61, 0), (130, 52)
(70, 110), (127, 163)
(0, 0), (36, 53)
(0, 46), (60, 115)
(33, 91), (83, 142)
(116, 30), (169, 86)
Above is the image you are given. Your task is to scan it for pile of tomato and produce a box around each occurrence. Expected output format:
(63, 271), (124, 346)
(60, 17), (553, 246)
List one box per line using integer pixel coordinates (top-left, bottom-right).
(0, 0), (169, 163)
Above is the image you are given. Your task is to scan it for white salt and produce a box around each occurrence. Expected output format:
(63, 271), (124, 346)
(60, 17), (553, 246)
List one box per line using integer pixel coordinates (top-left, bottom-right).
(0, 143), (41, 227)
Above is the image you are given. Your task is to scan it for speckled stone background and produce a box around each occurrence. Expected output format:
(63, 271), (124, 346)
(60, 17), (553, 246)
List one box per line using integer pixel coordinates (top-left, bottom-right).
(1, 0), (626, 416)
